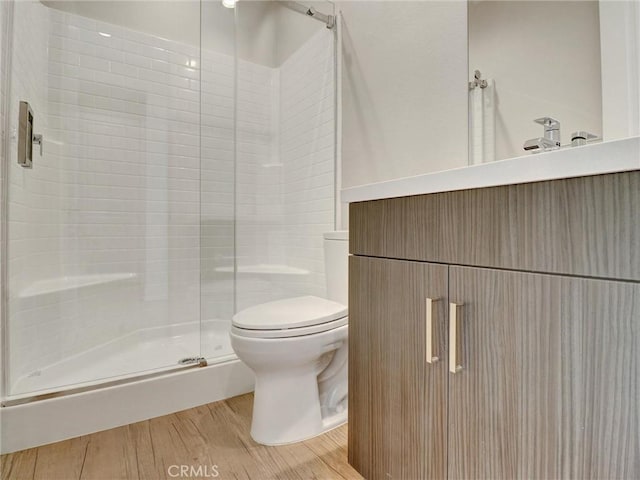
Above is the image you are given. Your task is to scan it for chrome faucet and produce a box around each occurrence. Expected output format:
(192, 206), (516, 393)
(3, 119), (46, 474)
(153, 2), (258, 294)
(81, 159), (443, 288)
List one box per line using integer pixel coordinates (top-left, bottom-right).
(523, 117), (561, 152)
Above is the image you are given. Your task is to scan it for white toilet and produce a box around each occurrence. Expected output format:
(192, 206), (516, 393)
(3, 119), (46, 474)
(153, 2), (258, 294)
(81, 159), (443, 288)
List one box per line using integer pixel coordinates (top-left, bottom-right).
(230, 231), (349, 445)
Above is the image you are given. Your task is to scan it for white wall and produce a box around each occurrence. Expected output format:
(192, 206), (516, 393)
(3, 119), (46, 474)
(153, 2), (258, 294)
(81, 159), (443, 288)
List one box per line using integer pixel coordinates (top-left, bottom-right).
(338, 1), (469, 190)
(273, 1), (332, 65)
(236, 1), (279, 67)
(469, 1), (602, 161)
(236, 1), (332, 68)
(599, 0), (640, 141)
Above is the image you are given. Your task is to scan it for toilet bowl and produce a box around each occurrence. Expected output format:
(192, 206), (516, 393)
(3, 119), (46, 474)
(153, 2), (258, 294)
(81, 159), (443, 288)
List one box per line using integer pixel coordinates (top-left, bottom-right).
(230, 231), (349, 445)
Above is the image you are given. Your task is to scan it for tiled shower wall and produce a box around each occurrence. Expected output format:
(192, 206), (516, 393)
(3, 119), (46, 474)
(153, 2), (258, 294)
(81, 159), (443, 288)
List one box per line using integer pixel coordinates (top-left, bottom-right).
(235, 59), (280, 310)
(200, 50), (235, 325)
(235, 29), (335, 311)
(46, 7), (204, 334)
(7, 1), (55, 388)
(7, 4), (216, 388)
(5, 3), (334, 392)
(278, 31), (335, 300)
(0, 1), (7, 398)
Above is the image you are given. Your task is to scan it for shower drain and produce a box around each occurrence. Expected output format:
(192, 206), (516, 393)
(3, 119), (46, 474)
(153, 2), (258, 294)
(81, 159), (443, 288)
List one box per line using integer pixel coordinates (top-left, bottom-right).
(178, 356), (208, 367)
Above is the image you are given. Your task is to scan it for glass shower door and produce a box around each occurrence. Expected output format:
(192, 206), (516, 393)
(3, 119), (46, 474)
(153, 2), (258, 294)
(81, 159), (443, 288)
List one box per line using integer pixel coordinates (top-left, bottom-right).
(5, 0), (204, 397)
(199, 0), (237, 362)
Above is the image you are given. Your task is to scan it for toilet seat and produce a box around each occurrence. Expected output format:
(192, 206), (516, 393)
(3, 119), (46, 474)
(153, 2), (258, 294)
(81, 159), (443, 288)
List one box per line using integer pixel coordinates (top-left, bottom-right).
(231, 316), (347, 338)
(232, 296), (348, 339)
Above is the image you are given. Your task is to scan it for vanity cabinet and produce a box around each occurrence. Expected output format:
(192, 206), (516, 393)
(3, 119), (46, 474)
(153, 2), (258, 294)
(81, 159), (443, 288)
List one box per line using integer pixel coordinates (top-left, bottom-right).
(349, 257), (448, 480)
(348, 171), (640, 480)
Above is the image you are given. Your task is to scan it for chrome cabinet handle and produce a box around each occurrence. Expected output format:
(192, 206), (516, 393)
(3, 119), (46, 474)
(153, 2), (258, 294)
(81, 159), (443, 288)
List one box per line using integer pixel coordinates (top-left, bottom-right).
(449, 303), (463, 374)
(426, 297), (440, 364)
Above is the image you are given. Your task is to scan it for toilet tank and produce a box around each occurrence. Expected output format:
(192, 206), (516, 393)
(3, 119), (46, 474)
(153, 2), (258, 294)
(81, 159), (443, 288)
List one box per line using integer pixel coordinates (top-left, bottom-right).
(323, 231), (349, 306)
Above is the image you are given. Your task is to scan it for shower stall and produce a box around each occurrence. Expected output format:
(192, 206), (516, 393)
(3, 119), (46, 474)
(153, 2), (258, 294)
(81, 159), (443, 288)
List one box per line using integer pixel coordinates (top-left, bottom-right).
(0, 0), (337, 452)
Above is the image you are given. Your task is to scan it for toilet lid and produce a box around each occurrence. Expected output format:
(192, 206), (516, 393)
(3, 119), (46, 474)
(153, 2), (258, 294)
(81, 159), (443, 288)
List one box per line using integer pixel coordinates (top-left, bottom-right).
(232, 296), (348, 330)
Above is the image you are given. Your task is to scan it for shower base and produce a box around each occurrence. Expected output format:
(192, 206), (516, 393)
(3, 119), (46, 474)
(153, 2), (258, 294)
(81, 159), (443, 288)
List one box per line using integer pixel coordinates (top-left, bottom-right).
(9, 320), (235, 398)
(1, 359), (254, 454)
(1, 319), (253, 454)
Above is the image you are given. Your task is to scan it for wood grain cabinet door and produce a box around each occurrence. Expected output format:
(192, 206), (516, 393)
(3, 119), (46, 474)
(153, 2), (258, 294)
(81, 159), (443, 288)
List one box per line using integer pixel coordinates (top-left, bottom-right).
(348, 256), (448, 480)
(447, 266), (640, 480)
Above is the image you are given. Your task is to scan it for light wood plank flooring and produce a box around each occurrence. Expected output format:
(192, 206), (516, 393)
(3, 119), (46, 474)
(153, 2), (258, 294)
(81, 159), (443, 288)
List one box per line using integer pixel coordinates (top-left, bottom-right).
(1, 393), (362, 480)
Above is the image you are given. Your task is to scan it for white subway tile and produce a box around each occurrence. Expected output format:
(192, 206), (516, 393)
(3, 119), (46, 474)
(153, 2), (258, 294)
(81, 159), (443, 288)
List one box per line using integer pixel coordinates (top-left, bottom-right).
(110, 61), (138, 78)
(138, 67), (168, 84)
(125, 52), (153, 69)
(95, 46), (125, 63)
(79, 54), (110, 72)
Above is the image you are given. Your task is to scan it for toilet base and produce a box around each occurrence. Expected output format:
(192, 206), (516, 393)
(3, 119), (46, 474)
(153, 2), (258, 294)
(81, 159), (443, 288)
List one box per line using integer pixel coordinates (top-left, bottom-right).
(230, 324), (349, 446)
(249, 365), (347, 445)
(251, 400), (347, 447)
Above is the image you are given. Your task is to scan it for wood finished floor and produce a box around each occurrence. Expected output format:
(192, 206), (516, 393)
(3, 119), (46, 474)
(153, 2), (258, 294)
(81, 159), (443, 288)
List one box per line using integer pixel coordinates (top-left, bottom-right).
(0, 393), (362, 480)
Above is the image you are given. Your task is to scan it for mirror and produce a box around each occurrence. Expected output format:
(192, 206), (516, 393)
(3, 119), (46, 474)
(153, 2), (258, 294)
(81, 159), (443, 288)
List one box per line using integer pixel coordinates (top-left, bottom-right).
(468, 0), (639, 163)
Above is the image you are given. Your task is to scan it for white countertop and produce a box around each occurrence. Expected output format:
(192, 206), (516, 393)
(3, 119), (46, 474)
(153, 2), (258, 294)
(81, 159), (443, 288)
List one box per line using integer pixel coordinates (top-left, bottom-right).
(341, 137), (640, 203)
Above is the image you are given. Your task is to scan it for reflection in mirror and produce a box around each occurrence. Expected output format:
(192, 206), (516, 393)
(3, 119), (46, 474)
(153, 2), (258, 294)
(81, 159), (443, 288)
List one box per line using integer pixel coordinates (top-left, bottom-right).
(468, 0), (639, 164)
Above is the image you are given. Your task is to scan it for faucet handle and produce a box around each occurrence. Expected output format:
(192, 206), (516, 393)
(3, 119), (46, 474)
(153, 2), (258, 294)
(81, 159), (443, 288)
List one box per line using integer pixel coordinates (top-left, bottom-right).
(533, 116), (561, 146)
(534, 117), (560, 128)
(571, 131), (598, 147)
